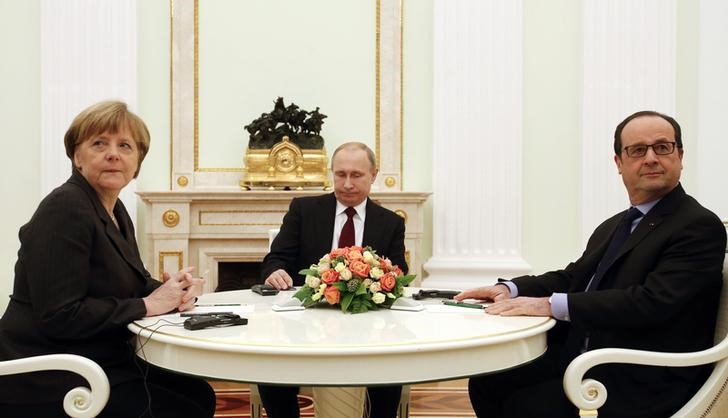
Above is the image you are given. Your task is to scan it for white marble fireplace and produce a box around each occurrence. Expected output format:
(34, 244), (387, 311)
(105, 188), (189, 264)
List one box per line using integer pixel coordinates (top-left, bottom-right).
(138, 190), (429, 293)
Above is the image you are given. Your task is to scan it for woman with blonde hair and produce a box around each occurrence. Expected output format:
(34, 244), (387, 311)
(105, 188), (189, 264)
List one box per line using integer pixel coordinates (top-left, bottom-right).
(0, 101), (215, 417)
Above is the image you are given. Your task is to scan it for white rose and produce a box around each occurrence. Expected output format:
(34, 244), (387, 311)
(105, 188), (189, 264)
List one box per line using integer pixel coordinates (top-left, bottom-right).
(319, 254), (331, 263)
(305, 275), (321, 288)
(311, 283), (327, 301)
(340, 269), (352, 281)
(334, 263), (346, 273)
(363, 278), (372, 288)
(372, 292), (386, 304)
(363, 251), (374, 263)
(369, 282), (381, 293)
(369, 267), (384, 279)
(318, 262), (330, 272)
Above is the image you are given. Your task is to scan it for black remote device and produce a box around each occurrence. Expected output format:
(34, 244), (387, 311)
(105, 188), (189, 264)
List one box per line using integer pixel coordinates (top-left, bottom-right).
(412, 289), (460, 300)
(251, 284), (279, 296)
(183, 314), (248, 330)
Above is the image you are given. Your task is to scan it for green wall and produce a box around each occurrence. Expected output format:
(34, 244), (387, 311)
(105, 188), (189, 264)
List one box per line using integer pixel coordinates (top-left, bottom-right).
(0, 0), (41, 312)
(522, 0), (582, 271)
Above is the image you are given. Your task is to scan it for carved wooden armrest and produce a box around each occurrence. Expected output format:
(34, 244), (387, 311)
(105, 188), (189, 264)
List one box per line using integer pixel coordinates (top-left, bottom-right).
(563, 337), (728, 416)
(0, 354), (110, 418)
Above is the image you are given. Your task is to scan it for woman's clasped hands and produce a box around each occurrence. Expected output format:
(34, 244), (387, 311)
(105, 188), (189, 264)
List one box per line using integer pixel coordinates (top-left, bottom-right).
(143, 266), (205, 316)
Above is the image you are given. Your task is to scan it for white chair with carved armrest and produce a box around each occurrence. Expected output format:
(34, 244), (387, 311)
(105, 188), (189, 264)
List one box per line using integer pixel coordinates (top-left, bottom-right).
(564, 254), (728, 417)
(249, 229), (411, 418)
(0, 353), (110, 418)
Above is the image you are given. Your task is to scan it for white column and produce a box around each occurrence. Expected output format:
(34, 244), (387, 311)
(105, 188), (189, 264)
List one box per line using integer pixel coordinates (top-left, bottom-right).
(580, 0), (676, 242)
(40, 0), (139, 221)
(695, 0), (728, 223)
(423, 0), (530, 289)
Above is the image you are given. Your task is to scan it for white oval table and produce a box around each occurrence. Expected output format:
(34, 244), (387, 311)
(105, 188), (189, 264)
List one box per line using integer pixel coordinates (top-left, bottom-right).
(129, 289), (555, 385)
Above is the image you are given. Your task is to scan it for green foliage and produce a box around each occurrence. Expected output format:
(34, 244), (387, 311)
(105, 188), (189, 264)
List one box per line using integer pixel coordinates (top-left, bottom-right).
(293, 285), (316, 307)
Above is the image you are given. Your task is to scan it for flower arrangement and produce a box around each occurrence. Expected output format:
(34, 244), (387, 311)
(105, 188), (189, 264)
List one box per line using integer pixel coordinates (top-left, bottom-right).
(293, 246), (416, 314)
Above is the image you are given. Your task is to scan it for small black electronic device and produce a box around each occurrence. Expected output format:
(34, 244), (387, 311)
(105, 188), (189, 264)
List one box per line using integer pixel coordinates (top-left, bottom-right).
(251, 284), (279, 296)
(412, 289), (460, 300)
(183, 313), (248, 330)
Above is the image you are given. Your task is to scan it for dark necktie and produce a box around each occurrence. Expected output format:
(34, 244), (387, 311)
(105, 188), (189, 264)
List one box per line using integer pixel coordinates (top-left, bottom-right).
(586, 207), (643, 291)
(338, 207), (357, 247)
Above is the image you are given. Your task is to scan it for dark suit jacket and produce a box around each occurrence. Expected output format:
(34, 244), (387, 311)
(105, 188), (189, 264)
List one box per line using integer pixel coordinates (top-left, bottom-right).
(513, 184), (726, 417)
(261, 193), (408, 285)
(0, 170), (161, 403)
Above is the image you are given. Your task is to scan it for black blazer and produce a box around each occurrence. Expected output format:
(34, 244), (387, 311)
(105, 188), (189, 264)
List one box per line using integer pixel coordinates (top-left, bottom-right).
(0, 170), (160, 403)
(513, 184), (726, 417)
(261, 193), (408, 285)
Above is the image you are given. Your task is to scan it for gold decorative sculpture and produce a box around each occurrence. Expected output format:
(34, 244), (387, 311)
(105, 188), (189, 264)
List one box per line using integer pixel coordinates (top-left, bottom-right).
(240, 136), (330, 190)
(240, 97), (330, 190)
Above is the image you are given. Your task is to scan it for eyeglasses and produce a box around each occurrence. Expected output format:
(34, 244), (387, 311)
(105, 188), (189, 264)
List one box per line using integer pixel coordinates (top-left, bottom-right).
(622, 141), (677, 158)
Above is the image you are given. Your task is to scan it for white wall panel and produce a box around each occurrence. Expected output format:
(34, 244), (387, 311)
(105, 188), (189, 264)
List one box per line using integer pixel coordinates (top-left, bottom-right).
(40, 0), (138, 221)
(695, 0), (728, 223)
(581, 0), (676, 242)
(424, 0), (530, 289)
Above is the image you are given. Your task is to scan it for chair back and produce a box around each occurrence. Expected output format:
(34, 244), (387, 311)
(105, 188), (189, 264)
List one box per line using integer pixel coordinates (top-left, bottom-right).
(672, 252), (728, 417)
(268, 228), (280, 251)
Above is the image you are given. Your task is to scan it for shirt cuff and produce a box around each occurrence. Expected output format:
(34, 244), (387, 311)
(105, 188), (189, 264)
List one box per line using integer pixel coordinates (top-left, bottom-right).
(550, 293), (570, 321)
(498, 281), (518, 298)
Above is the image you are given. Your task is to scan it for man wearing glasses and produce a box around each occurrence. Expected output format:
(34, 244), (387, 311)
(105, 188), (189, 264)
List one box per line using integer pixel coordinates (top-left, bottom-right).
(456, 111), (726, 418)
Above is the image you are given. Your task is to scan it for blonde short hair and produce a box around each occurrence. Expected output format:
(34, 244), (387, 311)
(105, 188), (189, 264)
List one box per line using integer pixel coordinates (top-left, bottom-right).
(64, 100), (150, 178)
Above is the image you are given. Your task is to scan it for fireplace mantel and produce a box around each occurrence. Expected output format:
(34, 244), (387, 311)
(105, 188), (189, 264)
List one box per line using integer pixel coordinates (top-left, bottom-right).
(138, 190), (430, 293)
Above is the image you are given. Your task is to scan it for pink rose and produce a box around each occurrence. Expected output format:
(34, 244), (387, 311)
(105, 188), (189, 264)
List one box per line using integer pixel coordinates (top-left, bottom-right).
(379, 272), (396, 292)
(349, 260), (371, 278)
(324, 286), (341, 305)
(321, 269), (340, 284)
(380, 257), (393, 271)
(393, 266), (403, 277)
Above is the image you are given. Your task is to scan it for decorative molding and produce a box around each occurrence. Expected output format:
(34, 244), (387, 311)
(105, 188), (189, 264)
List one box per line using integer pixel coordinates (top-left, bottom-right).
(580, 0), (676, 244)
(162, 209), (181, 228)
(375, 0), (404, 190)
(198, 210), (287, 227)
(423, 0), (530, 289)
(158, 251), (184, 279)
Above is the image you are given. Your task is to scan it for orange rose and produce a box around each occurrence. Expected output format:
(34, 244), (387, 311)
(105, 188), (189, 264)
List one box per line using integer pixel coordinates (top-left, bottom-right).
(324, 286), (341, 305)
(349, 260), (371, 278)
(329, 248), (347, 258)
(379, 272), (396, 292)
(345, 248), (364, 263)
(321, 269), (340, 284)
